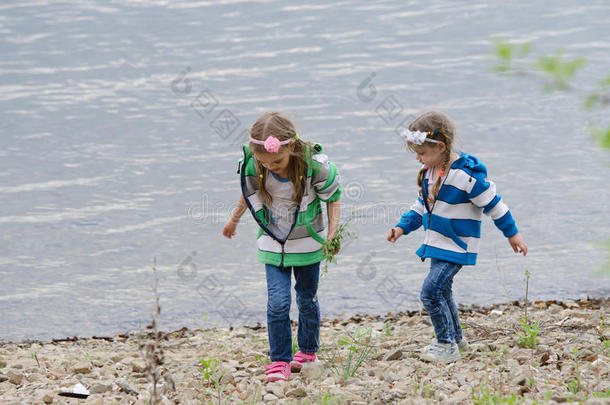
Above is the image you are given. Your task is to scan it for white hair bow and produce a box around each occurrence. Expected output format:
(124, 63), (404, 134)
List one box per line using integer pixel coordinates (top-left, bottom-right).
(399, 129), (440, 145)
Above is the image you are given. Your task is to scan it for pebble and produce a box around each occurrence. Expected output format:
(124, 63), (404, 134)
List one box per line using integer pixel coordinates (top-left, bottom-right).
(89, 383), (112, 394)
(131, 361), (146, 373)
(71, 362), (92, 375)
(266, 380), (285, 398)
(383, 349), (403, 361)
(7, 370), (23, 385)
(301, 362), (325, 380)
(286, 387), (307, 398)
(41, 392), (53, 404)
(263, 393), (278, 401)
(115, 379), (139, 395)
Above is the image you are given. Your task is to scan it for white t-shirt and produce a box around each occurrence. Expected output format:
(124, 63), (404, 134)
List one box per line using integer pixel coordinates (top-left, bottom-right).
(265, 171), (298, 240)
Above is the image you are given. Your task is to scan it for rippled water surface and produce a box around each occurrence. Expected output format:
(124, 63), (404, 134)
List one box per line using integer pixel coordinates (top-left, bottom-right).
(1, 0), (609, 341)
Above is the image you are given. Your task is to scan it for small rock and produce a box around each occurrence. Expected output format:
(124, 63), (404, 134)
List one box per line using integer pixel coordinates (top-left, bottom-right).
(131, 361), (146, 373)
(116, 379), (139, 395)
(42, 392), (53, 404)
(8, 370), (23, 385)
(490, 309), (503, 316)
(0, 358), (6, 368)
(301, 362), (324, 380)
(512, 374), (527, 386)
(263, 393), (278, 402)
(220, 373), (234, 385)
(89, 383), (111, 394)
(383, 349), (403, 361)
(589, 359), (607, 372)
(568, 310), (589, 319)
(449, 390), (470, 403)
(91, 359), (105, 368)
(585, 398), (608, 405)
(551, 395), (569, 403)
(533, 301), (547, 309)
(455, 375), (467, 387)
(266, 381), (285, 398)
(386, 372), (399, 383)
(110, 355), (124, 363)
(286, 387), (307, 398)
(380, 340), (399, 349)
(321, 376), (336, 385)
(71, 362), (92, 375)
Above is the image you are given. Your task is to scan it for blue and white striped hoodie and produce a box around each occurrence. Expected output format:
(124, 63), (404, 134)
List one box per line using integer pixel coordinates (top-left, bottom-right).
(396, 152), (518, 266)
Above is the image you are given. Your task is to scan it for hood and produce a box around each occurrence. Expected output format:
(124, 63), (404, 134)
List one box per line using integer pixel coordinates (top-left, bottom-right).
(451, 152), (487, 176)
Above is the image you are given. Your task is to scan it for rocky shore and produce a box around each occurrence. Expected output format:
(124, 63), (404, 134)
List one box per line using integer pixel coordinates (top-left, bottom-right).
(1, 298), (608, 404)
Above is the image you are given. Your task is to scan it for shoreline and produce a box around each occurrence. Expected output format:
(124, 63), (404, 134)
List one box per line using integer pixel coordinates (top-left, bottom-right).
(1, 297), (608, 404)
(3, 296), (608, 346)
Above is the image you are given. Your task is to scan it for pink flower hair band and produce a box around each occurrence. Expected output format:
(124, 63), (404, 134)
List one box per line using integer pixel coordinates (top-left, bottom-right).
(249, 133), (299, 153)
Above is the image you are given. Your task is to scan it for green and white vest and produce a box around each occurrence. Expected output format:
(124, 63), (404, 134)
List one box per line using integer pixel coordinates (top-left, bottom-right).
(238, 143), (341, 267)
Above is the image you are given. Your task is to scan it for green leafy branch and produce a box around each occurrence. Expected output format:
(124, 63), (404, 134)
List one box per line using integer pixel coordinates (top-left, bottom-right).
(491, 38), (610, 149)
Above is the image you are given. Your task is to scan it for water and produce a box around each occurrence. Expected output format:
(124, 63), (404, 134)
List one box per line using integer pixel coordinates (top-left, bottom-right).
(1, 0), (609, 342)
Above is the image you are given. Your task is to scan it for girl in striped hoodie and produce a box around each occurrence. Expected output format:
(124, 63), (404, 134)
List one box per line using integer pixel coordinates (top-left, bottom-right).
(222, 112), (341, 381)
(388, 111), (527, 363)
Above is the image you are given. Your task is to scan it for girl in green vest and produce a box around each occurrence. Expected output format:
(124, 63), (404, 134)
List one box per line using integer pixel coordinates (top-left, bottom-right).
(222, 112), (342, 382)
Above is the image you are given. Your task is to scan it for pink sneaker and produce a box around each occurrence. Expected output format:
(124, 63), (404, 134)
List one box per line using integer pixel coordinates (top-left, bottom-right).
(264, 361), (290, 382)
(290, 351), (317, 372)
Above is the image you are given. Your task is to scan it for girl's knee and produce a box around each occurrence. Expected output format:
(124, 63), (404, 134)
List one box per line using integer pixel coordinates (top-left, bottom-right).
(420, 281), (442, 303)
(296, 294), (318, 312)
(267, 295), (290, 315)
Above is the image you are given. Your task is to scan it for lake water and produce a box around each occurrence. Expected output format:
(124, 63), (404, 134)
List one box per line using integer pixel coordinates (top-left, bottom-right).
(1, 0), (609, 342)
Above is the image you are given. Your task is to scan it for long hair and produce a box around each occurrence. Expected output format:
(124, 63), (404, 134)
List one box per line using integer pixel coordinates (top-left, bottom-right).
(249, 112), (312, 206)
(407, 111), (456, 205)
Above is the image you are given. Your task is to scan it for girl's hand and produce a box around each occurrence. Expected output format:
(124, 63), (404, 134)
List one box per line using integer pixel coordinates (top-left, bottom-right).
(387, 227), (404, 243)
(323, 232), (340, 256)
(222, 219), (238, 239)
(508, 233), (528, 256)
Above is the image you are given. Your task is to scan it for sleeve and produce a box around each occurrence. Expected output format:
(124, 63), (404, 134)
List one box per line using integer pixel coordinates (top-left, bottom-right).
(468, 175), (518, 238)
(395, 197), (424, 234)
(311, 154), (341, 202)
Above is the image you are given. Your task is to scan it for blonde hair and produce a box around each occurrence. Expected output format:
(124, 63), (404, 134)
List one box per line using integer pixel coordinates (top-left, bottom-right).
(407, 111), (456, 205)
(249, 112), (312, 206)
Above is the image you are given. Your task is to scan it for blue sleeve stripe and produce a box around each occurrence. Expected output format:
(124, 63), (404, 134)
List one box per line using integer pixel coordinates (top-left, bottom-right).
(469, 180), (490, 198)
(396, 210), (422, 234)
(493, 211), (518, 237)
(483, 195), (501, 213)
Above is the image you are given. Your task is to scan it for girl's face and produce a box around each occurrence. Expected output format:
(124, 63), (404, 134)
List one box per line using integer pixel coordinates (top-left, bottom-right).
(412, 143), (446, 168)
(254, 147), (292, 175)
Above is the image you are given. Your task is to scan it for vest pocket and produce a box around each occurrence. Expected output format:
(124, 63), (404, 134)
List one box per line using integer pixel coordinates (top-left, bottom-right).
(431, 215), (468, 251)
(306, 223), (326, 245)
(448, 219), (468, 251)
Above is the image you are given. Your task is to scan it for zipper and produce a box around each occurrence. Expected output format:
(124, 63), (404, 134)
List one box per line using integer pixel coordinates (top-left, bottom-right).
(278, 175), (305, 269)
(421, 168), (450, 260)
(280, 243), (286, 268)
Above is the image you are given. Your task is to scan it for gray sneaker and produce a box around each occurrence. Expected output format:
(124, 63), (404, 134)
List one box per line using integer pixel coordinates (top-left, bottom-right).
(421, 342), (461, 363)
(457, 339), (470, 352)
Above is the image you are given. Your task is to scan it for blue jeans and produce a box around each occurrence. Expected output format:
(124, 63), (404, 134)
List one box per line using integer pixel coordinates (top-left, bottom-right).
(265, 262), (321, 362)
(420, 259), (463, 344)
